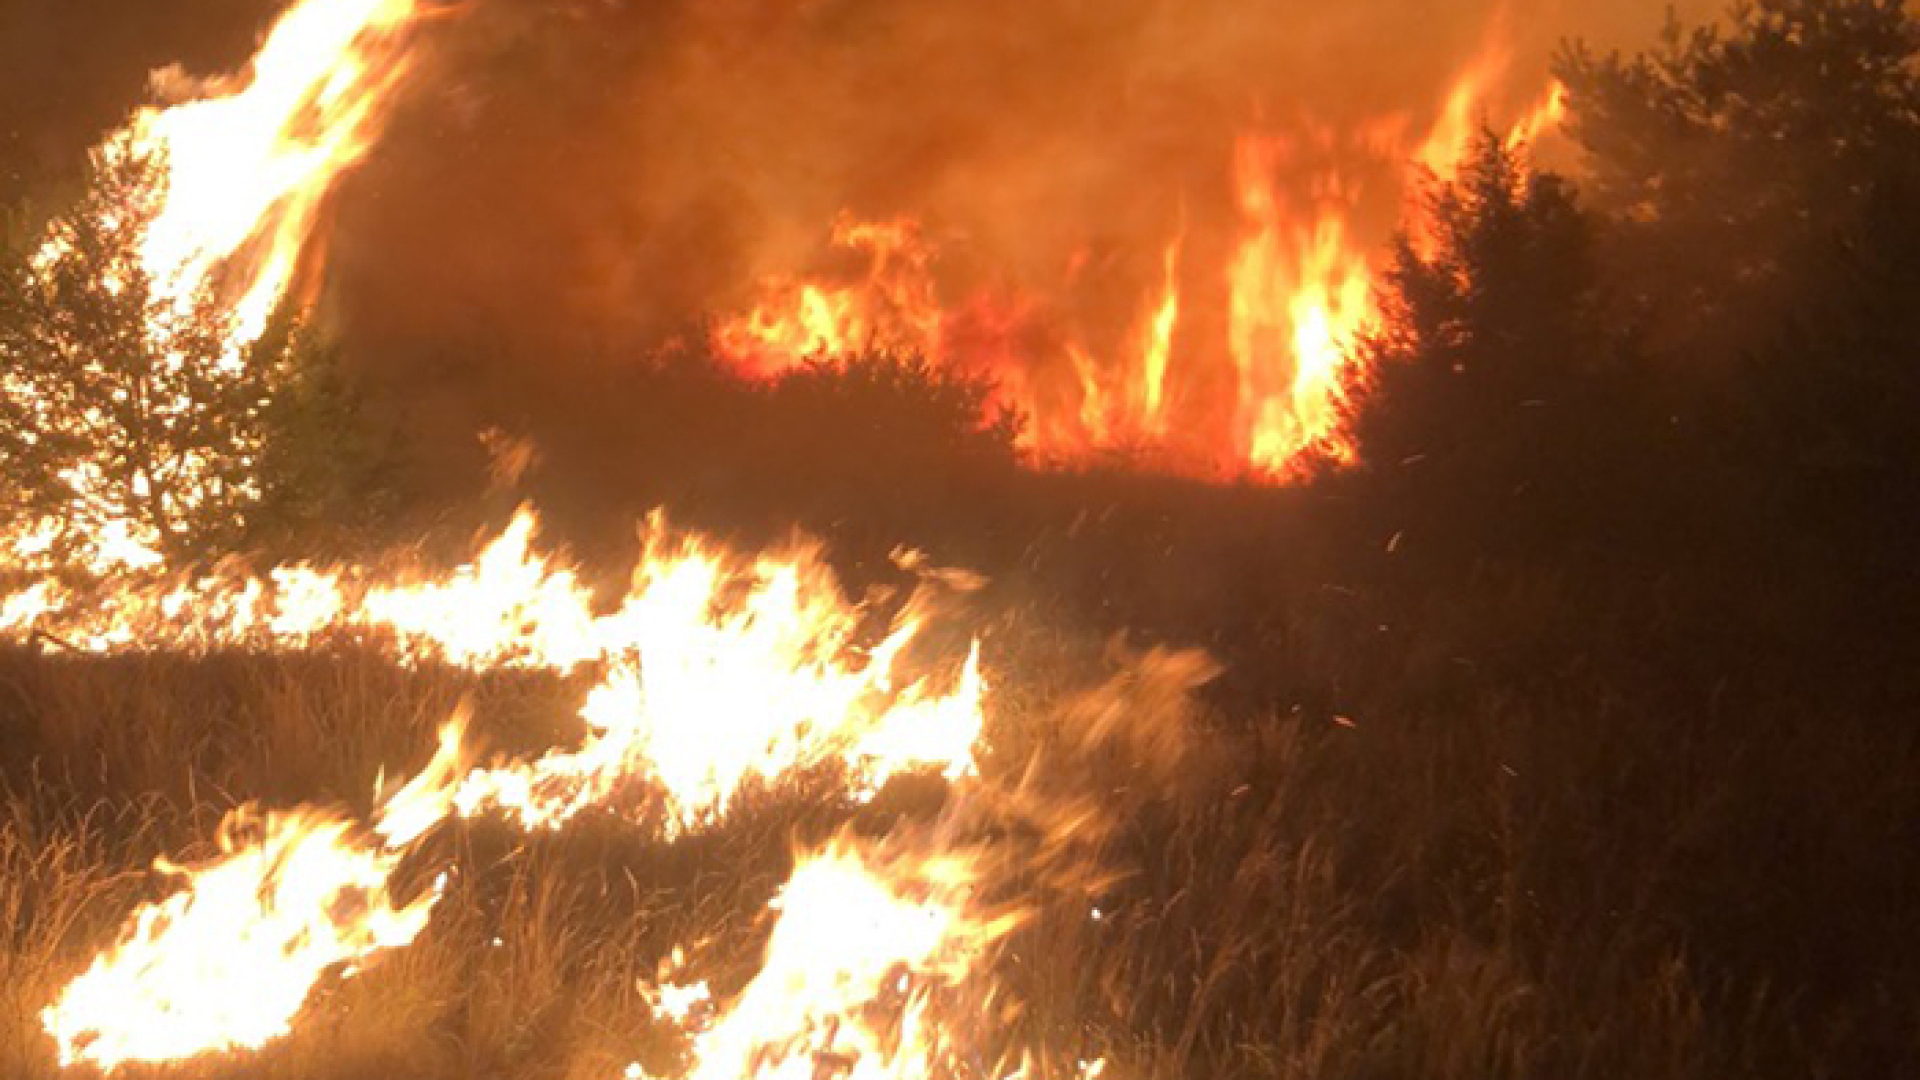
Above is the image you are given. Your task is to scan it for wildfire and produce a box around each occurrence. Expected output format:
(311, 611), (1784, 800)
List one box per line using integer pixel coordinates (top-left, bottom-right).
(28, 506), (991, 1070)
(42, 807), (440, 1071)
(712, 55), (1568, 480)
(643, 836), (1019, 1080)
(15, 7), (1584, 1077)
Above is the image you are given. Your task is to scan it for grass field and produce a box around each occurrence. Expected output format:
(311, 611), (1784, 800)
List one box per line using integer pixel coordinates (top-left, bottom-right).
(2, 515), (1913, 1080)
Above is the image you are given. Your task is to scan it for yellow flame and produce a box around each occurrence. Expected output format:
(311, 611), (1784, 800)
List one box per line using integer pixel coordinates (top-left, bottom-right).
(442, 525), (986, 832)
(127, 0), (423, 346)
(42, 807), (439, 1070)
(640, 836), (1018, 1080)
(1138, 237), (1183, 437)
(3, 508), (985, 827)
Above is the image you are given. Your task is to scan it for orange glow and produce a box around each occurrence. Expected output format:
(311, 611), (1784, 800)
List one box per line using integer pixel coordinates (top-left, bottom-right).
(712, 47), (1564, 482)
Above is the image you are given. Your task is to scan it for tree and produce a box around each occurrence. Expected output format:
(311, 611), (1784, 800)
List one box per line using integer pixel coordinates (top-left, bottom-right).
(764, 352), (1022, 466)
(0, 137), (393, 565)
(246, 315), (404, 554)
(0, 139), (273, 564)
(1559, 0), (1920, 555)
(1338, 134), (1659, 561)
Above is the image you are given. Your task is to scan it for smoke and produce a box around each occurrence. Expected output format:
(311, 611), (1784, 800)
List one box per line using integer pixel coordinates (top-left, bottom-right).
(11, 0), (1720, 474)
(0, 0), (282, 206)
(320, 0), (1714, 405)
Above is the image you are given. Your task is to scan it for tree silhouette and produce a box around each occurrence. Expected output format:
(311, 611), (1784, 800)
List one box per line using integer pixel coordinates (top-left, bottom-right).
(1340, 134), (1657, 560)
(1558, 0), (1920, 373)
(1560, 0), (1920, 558)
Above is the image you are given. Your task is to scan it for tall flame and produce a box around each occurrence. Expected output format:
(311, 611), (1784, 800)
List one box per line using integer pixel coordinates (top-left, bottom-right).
(1226, 138), (1373, 472)
(712, 48), (1568, 480)
(123, 0), (423, 348)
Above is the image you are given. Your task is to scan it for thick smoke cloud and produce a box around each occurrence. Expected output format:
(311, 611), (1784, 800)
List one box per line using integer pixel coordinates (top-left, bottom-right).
(323, 0), (1713, 424)
(6, 0), (1719, 456)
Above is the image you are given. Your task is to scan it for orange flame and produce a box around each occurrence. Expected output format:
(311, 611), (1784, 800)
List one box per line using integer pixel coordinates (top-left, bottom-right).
(1503, 80), (1570, 153)
(712, 48), (1566, 482)
(1138, 236), (1183, 439)
(714, 216), (946, 377)
(1227, 137), (1372, 472)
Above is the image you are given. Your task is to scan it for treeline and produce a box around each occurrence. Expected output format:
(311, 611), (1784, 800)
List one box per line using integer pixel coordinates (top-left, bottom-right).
(1337, 0), (1920, 579)
(6, 0), (1920, 621)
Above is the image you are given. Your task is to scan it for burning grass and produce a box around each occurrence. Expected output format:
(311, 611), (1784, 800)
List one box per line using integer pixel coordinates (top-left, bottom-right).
(4, 1), (1917, 1076)
(0, 566), (1913, 1080)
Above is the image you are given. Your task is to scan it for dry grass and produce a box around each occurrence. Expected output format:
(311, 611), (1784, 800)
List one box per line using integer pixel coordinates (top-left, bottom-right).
(0, 574), (1913, 1080)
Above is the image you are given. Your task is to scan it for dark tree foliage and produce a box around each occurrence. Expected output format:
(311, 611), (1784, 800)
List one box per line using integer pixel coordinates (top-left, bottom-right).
(246, 315), (404, 554)
(1560, 0), (1920, 589)
(1558, 0), (1920, 361)
(1338, 134), (1659, 563)
(496, 346), (1025, 568)
(764, 352), (1021, 465)
(744, 352), (1023, 552)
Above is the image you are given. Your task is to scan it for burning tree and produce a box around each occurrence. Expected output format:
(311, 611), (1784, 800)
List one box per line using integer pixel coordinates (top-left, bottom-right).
(0, 141), (274, 561)
(0, 0), (420, 568)
(0, 140), (394, 564)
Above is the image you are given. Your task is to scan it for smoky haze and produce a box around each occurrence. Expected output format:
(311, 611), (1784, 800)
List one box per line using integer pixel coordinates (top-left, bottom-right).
(323, 0), (1713, 439)
(7, 0), (1717, 454)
